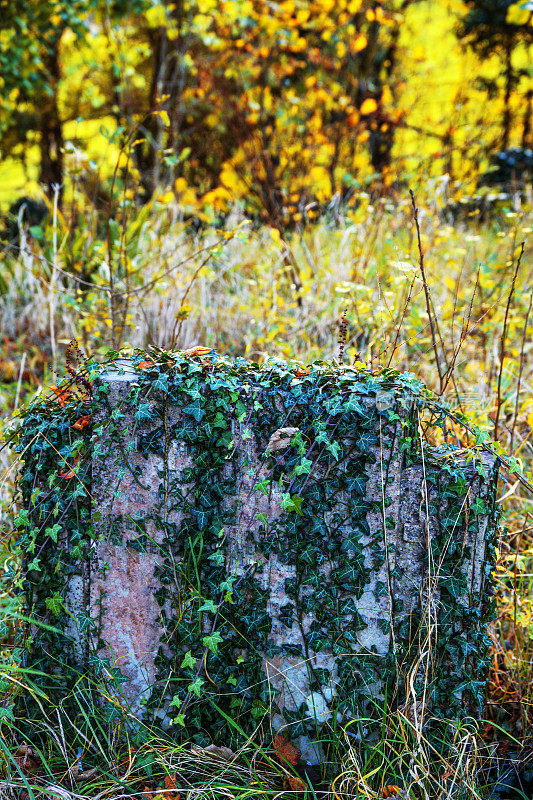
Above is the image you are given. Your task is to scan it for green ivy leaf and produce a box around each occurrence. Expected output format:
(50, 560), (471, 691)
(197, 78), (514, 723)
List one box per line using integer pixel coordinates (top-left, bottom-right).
(281, 493), (304, 515)
(45, 592), (63, 616)
(152, 374), (169, 393)
(471, 497), (486, 515)
(295, 457), (312, 475)
(182, 403), (205, 421)
(0, 703), (15, 723)
(326, 440), (341, 460)
(199, 599), (218, 613)
(135, 403), (153, 422)
(181, 651), (196, 669)
(203, 630), (223, 654)
(45, 523), (61, 543)
(187, 677), (205, 697)
(14, 510), (29, 528)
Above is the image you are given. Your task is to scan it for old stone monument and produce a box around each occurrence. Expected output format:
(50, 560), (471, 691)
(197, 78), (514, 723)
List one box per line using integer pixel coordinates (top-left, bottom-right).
(19, 353), (498, 761)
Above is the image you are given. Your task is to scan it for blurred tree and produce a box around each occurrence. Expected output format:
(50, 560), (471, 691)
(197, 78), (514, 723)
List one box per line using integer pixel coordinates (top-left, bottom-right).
(0, 0), (149, 200)
(457, 0), (533, 150)
(102, 0), (419, 213)
(0, 1), (94, 197)
(128, 0), (188, 200)
(178, 0), (417, 223)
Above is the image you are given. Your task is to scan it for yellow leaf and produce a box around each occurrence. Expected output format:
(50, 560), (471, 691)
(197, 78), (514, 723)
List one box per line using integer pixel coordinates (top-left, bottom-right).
(351, 34), (367, 53)
(145, 4), (167, 27)
(412, 45), (426, 61)
(360, 97), (378, 114)
(506, 2), (533, 25)
(336, 41), (347, 57)
(158, 190), (175, 204)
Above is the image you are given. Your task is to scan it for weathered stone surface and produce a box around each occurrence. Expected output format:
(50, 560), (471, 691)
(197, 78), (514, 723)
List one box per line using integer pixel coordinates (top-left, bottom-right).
(63, 360), (497, 761)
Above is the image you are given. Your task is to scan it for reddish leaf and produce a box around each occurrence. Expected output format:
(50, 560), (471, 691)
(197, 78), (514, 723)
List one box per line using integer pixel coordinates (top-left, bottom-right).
(59, 454), (80, 479)
(13, 746), (41, 778)
(273, 734), (301, 767)
(72, 415), (91, 431)
(284, 774), (308, 792)
(164, 773), (178, 791)
(51, 386), (70, 406)
(379, 786), (403, 798)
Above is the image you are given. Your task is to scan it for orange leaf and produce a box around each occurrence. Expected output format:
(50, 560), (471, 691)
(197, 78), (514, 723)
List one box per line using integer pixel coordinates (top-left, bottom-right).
(284, 775), (307, 792)
(51, 386), (70, 406)
(180, 346), (212, 357)
(138, 360), (154, 370)
(273, 734), (301, 767)
(379, 786), (403, 798)
(165, 774), (177, 791)
(72, 415), (91, 431)
(60, 454), (81, 479)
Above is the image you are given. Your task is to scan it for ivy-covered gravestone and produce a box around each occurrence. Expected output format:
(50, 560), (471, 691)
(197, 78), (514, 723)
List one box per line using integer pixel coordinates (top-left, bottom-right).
(18, 353), (499, 762)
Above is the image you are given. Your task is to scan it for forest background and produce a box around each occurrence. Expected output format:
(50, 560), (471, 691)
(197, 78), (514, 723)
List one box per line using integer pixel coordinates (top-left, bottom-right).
(0, 0), (532, 797)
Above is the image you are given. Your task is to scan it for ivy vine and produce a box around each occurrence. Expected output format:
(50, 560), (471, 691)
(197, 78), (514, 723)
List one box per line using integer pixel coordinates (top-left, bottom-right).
(12, 350), (499, 760)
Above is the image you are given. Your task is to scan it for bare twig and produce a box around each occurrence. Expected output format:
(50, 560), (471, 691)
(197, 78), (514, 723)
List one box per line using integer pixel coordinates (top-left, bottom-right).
(50, 184), (61, 382)
(510, 287), (533, 453)
(409, 189), (445, 392)
(494, 241), (525, 440)
(337, 309), (348, 363)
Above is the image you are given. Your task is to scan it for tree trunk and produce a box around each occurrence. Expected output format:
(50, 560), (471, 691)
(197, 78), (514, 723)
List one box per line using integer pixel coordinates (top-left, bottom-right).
(502, 37), (513, 151)
(39, 37), (64, 201)
(522, 89), (532, 149)
(363, 0), (416, 178)
(134, 25), (167, 201)
(135, 0), (186, 201)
